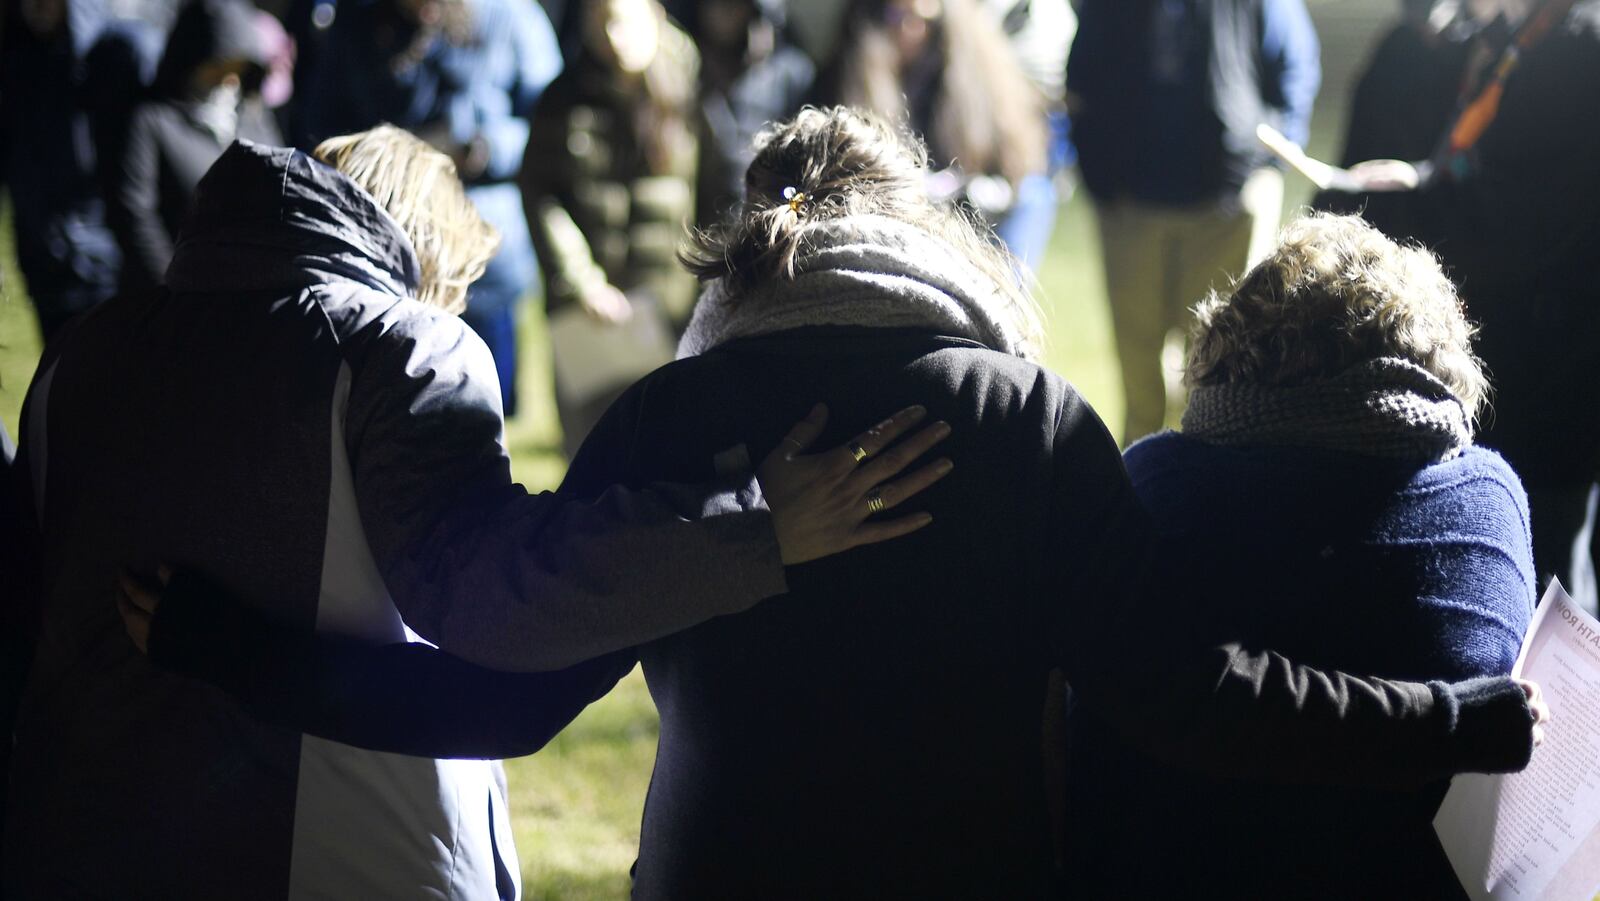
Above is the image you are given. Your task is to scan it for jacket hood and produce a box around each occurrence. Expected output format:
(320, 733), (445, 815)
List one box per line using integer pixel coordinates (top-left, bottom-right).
(166, 140), (422, 300)
(152, 0), (267, 97)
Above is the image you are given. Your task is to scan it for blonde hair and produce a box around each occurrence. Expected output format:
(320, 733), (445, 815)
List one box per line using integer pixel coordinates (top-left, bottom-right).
(313, 125), (499, 314)
(1185, 212), (1488, 419)
(680, 106), (1045, 357)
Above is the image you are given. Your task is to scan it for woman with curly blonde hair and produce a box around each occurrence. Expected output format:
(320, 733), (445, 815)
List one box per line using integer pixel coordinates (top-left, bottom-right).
(1066, 212), (1537, 899)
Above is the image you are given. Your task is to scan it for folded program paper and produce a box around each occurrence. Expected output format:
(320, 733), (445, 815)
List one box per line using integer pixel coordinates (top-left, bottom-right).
(1434, 580), (1600, 901)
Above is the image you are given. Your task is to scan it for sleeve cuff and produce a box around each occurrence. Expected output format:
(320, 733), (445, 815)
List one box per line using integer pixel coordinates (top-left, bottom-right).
(1430, 675), (1535, 774)
(146, 571), (264, 696)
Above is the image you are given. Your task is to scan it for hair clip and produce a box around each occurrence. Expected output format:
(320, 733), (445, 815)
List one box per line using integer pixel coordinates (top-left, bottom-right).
(782, 186), (809, 214)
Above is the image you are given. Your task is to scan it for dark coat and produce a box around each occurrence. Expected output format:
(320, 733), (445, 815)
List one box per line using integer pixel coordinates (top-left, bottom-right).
(520, 37), (700, 324)
(1356, 3), (1600, 486)
(694, 43), (814, 227)
(1066, 0), (1320, 205)
(0, 0), (125, 333)
(106, 0), (279, 290)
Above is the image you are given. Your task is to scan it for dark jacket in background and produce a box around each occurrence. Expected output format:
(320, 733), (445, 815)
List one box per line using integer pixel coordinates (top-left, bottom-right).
(0, 0), (123, 338)
(106, 0), (279, 290)
(1067, 435), (1534, 899)
(1363, 4), (1600, 486)
(1067, 0), (1320, 206)
(1337, 23), (1470, 168)
(521, 40), (701, 323)
(1312, 3), (1600, 610)
(683, 0), (815, 226)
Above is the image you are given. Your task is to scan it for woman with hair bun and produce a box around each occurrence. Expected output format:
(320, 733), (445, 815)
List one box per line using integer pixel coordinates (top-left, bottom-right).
(120, 112), (1544, 899)
(1067, 212), (1537, 899)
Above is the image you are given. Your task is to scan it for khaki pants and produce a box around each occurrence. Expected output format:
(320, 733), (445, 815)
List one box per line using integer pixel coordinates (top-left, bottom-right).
(1097, 168), (1283, 445)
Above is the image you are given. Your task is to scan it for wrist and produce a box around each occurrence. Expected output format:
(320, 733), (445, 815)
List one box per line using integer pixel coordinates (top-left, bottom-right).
(147, 571), (256, 695)
(1430, 675), (1535, 774)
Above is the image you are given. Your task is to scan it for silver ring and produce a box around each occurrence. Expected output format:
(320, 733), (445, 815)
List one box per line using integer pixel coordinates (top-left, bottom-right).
(865, 489), (886, 514)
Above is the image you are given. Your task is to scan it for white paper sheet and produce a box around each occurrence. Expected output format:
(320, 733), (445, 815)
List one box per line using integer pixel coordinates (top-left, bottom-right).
(1434, 580), (1600, 901)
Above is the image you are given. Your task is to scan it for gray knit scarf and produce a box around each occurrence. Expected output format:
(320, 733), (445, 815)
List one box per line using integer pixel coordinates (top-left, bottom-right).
(1182, 357), (1473, 463)
(677, 215), (1027, 359)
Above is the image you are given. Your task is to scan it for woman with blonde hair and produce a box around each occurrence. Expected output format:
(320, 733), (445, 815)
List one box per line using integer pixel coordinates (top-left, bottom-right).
(120, 116), (1543, 899)
(1066, 212), (1537, 899)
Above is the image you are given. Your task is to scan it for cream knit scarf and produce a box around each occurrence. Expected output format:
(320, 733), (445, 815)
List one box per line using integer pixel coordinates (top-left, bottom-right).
(1182, 357), (1473, 463)
(677, 215), (1027, 360)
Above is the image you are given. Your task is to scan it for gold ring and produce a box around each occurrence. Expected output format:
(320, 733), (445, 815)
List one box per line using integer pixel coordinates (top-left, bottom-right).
(865, 490), (886, 514)
(849, 444), (869, 464)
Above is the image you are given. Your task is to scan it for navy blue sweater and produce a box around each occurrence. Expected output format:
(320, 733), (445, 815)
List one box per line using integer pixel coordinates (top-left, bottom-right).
(1066, 434), (1535, 899)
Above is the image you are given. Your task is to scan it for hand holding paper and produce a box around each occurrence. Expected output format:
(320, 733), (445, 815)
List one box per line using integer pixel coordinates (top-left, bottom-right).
(1255, 124), (1420, 193)
(1434, 580), (1600, 901)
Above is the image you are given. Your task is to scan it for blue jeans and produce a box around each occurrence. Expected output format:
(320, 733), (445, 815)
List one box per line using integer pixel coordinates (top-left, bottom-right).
(463, 183), (538, 417)
(994, 173), (1059, 272)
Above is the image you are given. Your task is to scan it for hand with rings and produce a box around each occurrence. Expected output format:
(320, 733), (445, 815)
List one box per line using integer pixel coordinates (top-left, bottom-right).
(757, 403), (953, 565)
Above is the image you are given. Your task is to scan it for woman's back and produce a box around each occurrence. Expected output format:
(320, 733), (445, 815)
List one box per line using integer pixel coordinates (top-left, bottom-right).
(1063, 432), (1535, 898)
(561, 327), (1129, 898)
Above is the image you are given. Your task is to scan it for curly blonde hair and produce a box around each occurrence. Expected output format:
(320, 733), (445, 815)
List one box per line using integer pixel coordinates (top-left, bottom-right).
(314, 125), (499, 315)
(1185, 212), (1488, 419)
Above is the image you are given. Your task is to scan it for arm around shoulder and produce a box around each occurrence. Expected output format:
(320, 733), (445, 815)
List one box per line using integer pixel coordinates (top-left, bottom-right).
(1046, 409), (1536, 787)
(344, 316), (785, 673)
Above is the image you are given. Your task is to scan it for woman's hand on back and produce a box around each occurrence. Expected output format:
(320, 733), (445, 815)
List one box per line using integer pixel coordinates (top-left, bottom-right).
(758, 404), (953, 565)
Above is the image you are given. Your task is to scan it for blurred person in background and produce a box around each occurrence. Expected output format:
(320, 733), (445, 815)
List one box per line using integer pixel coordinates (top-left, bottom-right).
(106, 0), (280, 292)
(298, 0), (562, 418)
(5, 123), (943, 899)
(1330, 0), (1474, 179)
(519, 0), (699, 453)
(679, 0), (814, 228)
(0, 0), (125, 340)
(983, 0), (1078, 262)
(1316, 0), (1600, 615)
(1067, 213), (1534, 899)
(1068, 0), (1320, 446)
(820, 0), (1054, 270)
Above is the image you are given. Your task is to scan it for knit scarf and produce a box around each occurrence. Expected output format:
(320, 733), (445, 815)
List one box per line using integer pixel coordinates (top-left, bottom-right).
(1182, 357), (1473, 463)
(677, 215), (1027, 359)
